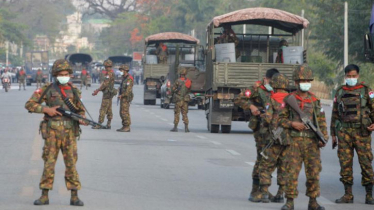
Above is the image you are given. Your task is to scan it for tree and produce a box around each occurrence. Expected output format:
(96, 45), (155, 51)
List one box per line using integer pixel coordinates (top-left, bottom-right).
(77, 0), (139, 20)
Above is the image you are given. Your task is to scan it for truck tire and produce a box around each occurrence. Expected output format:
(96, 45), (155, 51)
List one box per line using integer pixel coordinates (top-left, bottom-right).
(150, 100), (156, 105)
(198, 104), (204, 110)
(160, 100), (164, 108)
(221, 125), (231, 133)
(210, 124), (219, 133)
(144, 99), (148, 105)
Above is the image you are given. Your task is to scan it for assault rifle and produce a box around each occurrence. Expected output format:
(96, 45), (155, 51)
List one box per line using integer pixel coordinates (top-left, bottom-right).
(260, 127), (284, 159)
(285, 95), (328, 145)
(57, 107), (108, 129)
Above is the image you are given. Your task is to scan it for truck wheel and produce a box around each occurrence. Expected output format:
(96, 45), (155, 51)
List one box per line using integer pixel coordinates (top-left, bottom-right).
(160, 99), (164, 108)
(198, 104), (204, 110)
(210, 124), (219, 133)
(150, 100), (156, 105)
(221, 125), (231, 133)
(144, 99), (148, 105)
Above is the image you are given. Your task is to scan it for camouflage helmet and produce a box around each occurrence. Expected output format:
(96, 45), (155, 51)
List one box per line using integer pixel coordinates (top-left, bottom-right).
(279, 39), (289, 47)
(103, 59), (113, 67)
(270, 73), (289, 89)
(179, 68), (187, 75)
(52, 59), (72, 76)
(119, 64), (129, 71)
(293, 64), (314, 81)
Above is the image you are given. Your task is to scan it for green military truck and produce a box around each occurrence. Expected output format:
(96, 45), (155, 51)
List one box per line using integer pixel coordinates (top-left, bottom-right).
(25, 51), (49, 85)
(142, 32), (200, 105)
(205, 7), (309, 133)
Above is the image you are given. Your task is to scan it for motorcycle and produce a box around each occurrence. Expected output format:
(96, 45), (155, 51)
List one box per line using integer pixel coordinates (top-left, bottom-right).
(2, 78), (11, 92)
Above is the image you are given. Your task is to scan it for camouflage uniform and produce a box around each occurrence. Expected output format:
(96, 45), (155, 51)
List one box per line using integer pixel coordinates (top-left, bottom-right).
(25, 59), (84, 206)
(170, 68), (191, 132)
(80, 69), (88, 90)
(117, 65), (134, 132)
(331, 82), (374, 204)
(36, 70), (43, 88)
(93, 60), (116, 129)
(156, 43), (168, 64)
(279, 65), (328, 210)
(18, 69), (26, 90)
(216, 27), (240, 59)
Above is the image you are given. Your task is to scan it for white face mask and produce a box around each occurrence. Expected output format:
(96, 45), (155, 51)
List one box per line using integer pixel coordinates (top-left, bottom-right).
(345, 78), (358, 86)
(119, 71), (124, 76)
(57, 76), (70, 85)
(299, 83), (311, 92)
(264, 84), (273, 92)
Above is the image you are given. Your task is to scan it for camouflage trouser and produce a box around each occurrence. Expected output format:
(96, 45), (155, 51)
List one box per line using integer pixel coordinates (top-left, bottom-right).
(120, 99), (131, 126)
(98, 98), (113, 123)
(252, 131), (267, 180)
(285, 137), (321, 199)
(19, 79), (25, 89)
(174, 101), (188, 125)
(40, 126), (81, 190)
(81, 78), (87, 89)
(36, 79), (43, 88)
(337, 127), (374, 186)
(259, 144), (289, 187)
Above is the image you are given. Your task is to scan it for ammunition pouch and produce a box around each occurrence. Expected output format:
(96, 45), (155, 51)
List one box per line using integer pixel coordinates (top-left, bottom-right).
(39, 121), (49, 139)
(361, 117), (372, 137)
(248, 115), (260, 131)
(340, 122), (361, 128)
(49, 120), (74, 130)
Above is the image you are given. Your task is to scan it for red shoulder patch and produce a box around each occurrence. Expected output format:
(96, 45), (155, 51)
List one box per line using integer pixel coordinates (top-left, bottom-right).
(129, 75), (134, 81)
(245, 90), (251, 97)
(369, 91), (374, 99)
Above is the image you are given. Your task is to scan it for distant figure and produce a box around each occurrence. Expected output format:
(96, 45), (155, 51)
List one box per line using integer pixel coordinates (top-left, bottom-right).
(80, 68), (88, 90)
(216, 25), (240, 59)
(275, 40), (289, 63)
(36, 69), (43, 88)
(18, 68), (26, 90)
(156, 42), (169, 64)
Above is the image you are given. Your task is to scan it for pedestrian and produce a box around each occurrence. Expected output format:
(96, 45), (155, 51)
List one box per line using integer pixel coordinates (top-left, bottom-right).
(116, 64), (134, 132)
(25, 59), (87, 206)
(18, 68), (26, 90)
(234, 68), (280, 201)
(36, 69), (43, 88)
(80, 68), (88, 90)
(279, 64), (328, 210)
(92, 59), (116, 129)
(331, 64), (374, 205)
(170, 68), (192, 133)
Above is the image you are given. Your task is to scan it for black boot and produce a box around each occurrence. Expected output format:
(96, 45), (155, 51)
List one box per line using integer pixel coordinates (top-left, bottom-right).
(106, 120), (111, 129)
(335, 184), (354, 203)
(170, 124), (178, 132)
(281, 198), (294, 210)
(70, 190), (84, 206)
(308, 197), (325, 210)
(34, 189), (49, 205)
(271, 185), (285, 203)
(185, 124), (190, 133)
(248, 178), (260, 201)
(365, 184), (374, 205)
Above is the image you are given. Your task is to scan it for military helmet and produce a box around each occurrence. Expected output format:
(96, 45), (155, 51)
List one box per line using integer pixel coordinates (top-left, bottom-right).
(52, 59), (72, 76)
(293, 64), (313, 81)
(103, 59), (113, 67)
(270, 73), (289, 89)
(279, 39), (289, 47)
(119, 64), (129, 71)
(179, 68), (187, 75)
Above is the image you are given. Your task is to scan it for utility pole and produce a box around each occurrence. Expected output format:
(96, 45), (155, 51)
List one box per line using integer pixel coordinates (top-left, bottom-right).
(5, 41), (9, 66)
(344, 1), (348, 68)
(301, 9), (305, 48)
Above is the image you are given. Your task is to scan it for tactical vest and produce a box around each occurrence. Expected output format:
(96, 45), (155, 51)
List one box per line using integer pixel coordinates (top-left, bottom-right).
(103, 73), (116, 99)
(289, 94), (318, 138)
(175, 79), (190, 102)
(336, 87), (368, 123)
(257, 88), (272, 134)
(121, 76), (134, 102)
(44, 86), (79, 122)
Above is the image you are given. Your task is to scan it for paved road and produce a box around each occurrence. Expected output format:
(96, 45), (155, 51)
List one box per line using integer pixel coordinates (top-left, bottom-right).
(0, 83), (373, 210)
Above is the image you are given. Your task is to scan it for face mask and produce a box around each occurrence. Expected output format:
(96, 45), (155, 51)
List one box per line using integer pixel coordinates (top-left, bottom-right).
(57, 76), (70, 85)
(282, 46), (287, 50)
(264, 84), (273, 92)
(345, 78), (358, 86)
(119, 71), (124, 76)
(299, 83), (311, 92)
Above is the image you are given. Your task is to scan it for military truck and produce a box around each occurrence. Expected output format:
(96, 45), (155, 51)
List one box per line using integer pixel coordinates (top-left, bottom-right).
(205, 7), (309, 133)
(142, 32), (200, 105)
(25, 51), (49, 85)
(107, 56), (133, 84)
(65, 53), (93, 86)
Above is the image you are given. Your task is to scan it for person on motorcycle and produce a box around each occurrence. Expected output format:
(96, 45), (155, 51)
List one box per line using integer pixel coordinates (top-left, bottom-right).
(1, 69), (12, 82)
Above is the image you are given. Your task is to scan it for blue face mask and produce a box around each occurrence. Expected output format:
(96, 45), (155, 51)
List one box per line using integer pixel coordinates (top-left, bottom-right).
(264, 84), (273, 92)
(299, 83), (311, 92)
(345, 78), (358, 86)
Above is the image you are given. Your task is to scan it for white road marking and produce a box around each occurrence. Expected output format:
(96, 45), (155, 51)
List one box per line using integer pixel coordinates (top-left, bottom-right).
(210, 141), (222, 145)
(160, 118), (168, 122)
(168, 123), (174, 126)
(226, 149), (241, 156)
(246, 162), (255, 166)
(167, 139), (177, 142)
(196, 135), (207, 139)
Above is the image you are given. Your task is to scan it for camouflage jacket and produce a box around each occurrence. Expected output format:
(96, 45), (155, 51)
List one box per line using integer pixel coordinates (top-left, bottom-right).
(120, 74), (134, 101)
(172, 77), (191, 102)
(18, 71), (26, 80)
(279, 91), (328, 141)
(36, 72), (43, 80)
(97, 71), (115, 99)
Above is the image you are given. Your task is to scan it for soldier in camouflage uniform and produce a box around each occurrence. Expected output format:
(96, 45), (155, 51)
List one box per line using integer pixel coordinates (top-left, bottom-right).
(117, 64), (134, 132)
(36, 68), (43, 88)
(92, 59), (116, 129)
(216, 25), (240, 59)
(80, 68), (88, 90)
(250, 73), (290, 203)
(279, 64), (328, 210)
(233, 68), (280, 202)
(331, 64), (374, 205)
(156, 42), (169, 64)
(170, 68), (191, 132)
(25, 59), (86, 206)
(18, 68), (26, 90)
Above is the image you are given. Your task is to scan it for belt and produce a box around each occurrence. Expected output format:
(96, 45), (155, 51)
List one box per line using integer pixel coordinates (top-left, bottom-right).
(291, 129), (315, 138)
(50, 120), (73, 127)
(341, 122), (361, 128)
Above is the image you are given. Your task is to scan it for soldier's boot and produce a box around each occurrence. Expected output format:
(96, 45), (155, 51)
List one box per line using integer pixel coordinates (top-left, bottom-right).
(271, 185), (285, 203)
(260, 185), (271, 203)
(170, 124), (178, 132)
(34, 189), (49, 205)
(185, 124), (190, 133)
(281, 198), (294, 210)
(92, 121), (103, 129)
(106, 120), (111, 129)
(248, 178), (260, 201)
(335, 184), (354, 203)
(365, 184), (374, 205)
(116, 126), (125, 132)
(70, 190), (84, 206)
(116, 126), (130, 132)
(308, 197), (325, 210)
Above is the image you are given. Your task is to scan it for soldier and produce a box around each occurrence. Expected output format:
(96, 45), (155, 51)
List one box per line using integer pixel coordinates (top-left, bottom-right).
(25, 59), (86, 206)
(279, 64), (328, 210)
(92, 59), (116, 129)
(250, 73), (290, 203)
(117, 64), (134, 132)
(155, 42), (168, 64)
(216, 25), (240, 59)
(331, 64), (374, 205)
(170, 68), (191, 132)
(18, 68), (26, 90)
(80, 68), (88, 90)
(275, 40), (289, 63)
(234, 68), (279, 201)
(36, 68), (43, 88)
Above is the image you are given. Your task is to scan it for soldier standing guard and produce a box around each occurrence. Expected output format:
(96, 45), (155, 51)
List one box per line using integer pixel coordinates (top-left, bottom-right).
(279, 64), (327, 210)
(25, 59), (87, 206)
(36, 68), (43, 88)
(170, 68), (191, 133)
(117, 64), (134, 132)
(18, 68), (26, 90)
(331, 64), (374, 205)
(92, 59), (116, 129)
